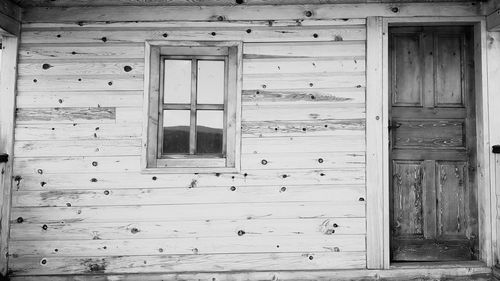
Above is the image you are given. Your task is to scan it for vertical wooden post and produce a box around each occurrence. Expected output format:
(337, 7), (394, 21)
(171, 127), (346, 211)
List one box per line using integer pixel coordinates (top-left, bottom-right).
(366, 16), (385, 269)
(474, 20), (494, 266)
(487, 30), (500, 266)
(0, 35), (19, 275)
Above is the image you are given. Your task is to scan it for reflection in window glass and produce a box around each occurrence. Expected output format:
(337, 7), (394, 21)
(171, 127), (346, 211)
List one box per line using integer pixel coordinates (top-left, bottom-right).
(164, 60), (191, 104)
(163, 110), (190, 154)
(196, 110), (223, 154)
(197, 60), (225, 104)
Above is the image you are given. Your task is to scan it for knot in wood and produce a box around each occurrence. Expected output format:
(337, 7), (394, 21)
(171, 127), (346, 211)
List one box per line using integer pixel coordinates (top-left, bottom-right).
(305, 10), (313, 17)
(235, 0), (244, 4)
(92, 161), (98, 167)
(101, 37), (107, 42)
(42, 63), (51, 70)
(333, 223), (338, 228)
(230, 186), (236, 191)
(162, 33), (168, 38)
(211, 32), (216, 36)
(261, 159), (268, 165)
(391, 7), (399, 13)
(318, 158), (324, 163)
(280, 186), (287, 192)
(313, 33), (318, 38)
(217, 16), (224, 21)
(40, 258), (47, 265)
(246, 29), (252, 34)
(42, 224), (48, 230)
(237, 230), (245, 236)
(152, 176), (157, 181)
(90, 178), (98, 183)
(308, 255), (314, 260)
(104, 190), (110, 195)
(359, 197), (365, 201)
(334, 247), (340, 252)
(123, 65), (132, 72)
(17, 217), (23, 223)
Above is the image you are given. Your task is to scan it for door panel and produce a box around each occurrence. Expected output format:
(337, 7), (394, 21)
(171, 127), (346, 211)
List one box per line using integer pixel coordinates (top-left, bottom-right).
(389, 26), (477, 262)
(391, 34), (423, 106)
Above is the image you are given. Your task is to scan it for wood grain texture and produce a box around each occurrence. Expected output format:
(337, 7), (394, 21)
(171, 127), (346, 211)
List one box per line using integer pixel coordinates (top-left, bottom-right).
(10, 218), (366, 241)
(8, 252), (367, 275)
(14, 168), (365, 189)
(12, 185), (366, 207)
(21, 3), (482, 22)
(10, 235), (366, 256)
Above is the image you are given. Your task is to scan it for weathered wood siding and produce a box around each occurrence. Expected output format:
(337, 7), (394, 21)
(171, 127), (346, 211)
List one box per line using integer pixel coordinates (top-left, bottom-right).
(9, 19), (366, 276)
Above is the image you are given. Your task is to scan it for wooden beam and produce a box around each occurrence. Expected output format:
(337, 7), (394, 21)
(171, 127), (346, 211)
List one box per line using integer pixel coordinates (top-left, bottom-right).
(366, 16), (384, 270)
(487, 9), (500, 30)
(0, 0), (21, 36)
(7, 264), (493, 281)
(0, 36), (19, 276)
(486, 31), (500, 266)
(22, 2), (483, 23)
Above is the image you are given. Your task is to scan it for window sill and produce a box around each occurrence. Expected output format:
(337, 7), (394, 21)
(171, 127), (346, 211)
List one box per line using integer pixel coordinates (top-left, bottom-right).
(141, 166), (239, 174)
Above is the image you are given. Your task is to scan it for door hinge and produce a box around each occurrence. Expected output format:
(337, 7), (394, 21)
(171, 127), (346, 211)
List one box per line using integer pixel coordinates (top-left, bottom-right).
(0, 154), (8, 163)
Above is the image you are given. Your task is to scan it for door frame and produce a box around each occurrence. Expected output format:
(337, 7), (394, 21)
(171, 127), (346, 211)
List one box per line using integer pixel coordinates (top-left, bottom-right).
(366, 16), (495, 269)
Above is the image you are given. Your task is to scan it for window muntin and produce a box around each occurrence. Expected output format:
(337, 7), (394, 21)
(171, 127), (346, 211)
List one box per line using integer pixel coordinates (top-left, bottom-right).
(159, 56), (227, 158)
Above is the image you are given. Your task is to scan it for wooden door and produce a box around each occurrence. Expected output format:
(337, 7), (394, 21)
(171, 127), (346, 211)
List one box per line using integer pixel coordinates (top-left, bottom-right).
(389, 26), (478, 261)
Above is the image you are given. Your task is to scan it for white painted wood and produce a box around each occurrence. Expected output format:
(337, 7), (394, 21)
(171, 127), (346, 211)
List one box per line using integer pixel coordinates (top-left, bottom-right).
(22, 3), (482, 22)
(0, 36), (19, 275)
(487, 30), (500, 269)
(10, 218), (366, 241)
(366, 16), (384, 269)
(6, 266), (493, 281)
(12, 185), (366, 207)
(8, 252), (367, 275)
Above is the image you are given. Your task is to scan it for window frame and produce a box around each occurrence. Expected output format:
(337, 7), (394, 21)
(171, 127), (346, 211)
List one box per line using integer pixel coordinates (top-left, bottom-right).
(142, 41), (242, 173)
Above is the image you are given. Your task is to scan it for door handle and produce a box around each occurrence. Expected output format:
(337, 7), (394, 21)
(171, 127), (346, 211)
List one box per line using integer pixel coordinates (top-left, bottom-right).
(388, 121), (401, 131)
(0, 154), (8, 163)
(493, 145), (500, 154)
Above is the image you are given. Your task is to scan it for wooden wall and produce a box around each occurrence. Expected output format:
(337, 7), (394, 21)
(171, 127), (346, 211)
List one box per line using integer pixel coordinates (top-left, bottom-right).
(8, 18), (367, 276)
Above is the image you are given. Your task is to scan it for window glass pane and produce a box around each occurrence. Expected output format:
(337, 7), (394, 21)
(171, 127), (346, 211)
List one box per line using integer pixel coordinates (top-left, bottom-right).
(164, 60), (191, 104)
(197, 60), (225, 104)
(196, 110), (223, 154)
(162, 110), (190, 154)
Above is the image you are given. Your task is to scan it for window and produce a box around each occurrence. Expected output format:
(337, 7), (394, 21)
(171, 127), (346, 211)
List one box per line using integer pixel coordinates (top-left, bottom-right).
(143, 41), (242, 173)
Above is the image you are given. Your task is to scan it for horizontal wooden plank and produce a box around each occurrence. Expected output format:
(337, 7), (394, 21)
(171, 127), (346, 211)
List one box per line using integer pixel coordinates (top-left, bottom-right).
(10, 218), (366, 241)
(20, 26), (365, 44)
(8, 252), (366, 275)
(244, 58), (365, 75)
(16, 107), (140, 124)
(14, 139), (141, 157)
(242, 119), (364, 138)
(16, 92), (143, 108)
(241, 152), (365, 170)
(242, 136), (365, 153)
(18, 61), (144, 76)
(17, 76), (143, 92)
(244, 41), (365, 58)
(242, 104), (364, 121)
(391, 107), (467, 119)
(14, 156), (141, 174)
(7, 266), (493, 281)
(15, 0), (480, 7)
(241, 89), (365, 105)
(18, 44), (144, 60)
(15, 169), (365, 189)
(22, 3), (481, 22)
(11, 201), (365, 223)
(10, 235), (366, 257)
(15, 124), (142, 141)
(243, 72), (365, 90)
(21, 19), (366, 29)
(12, 185), (365, 207)
(16, 107), (116, 123)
